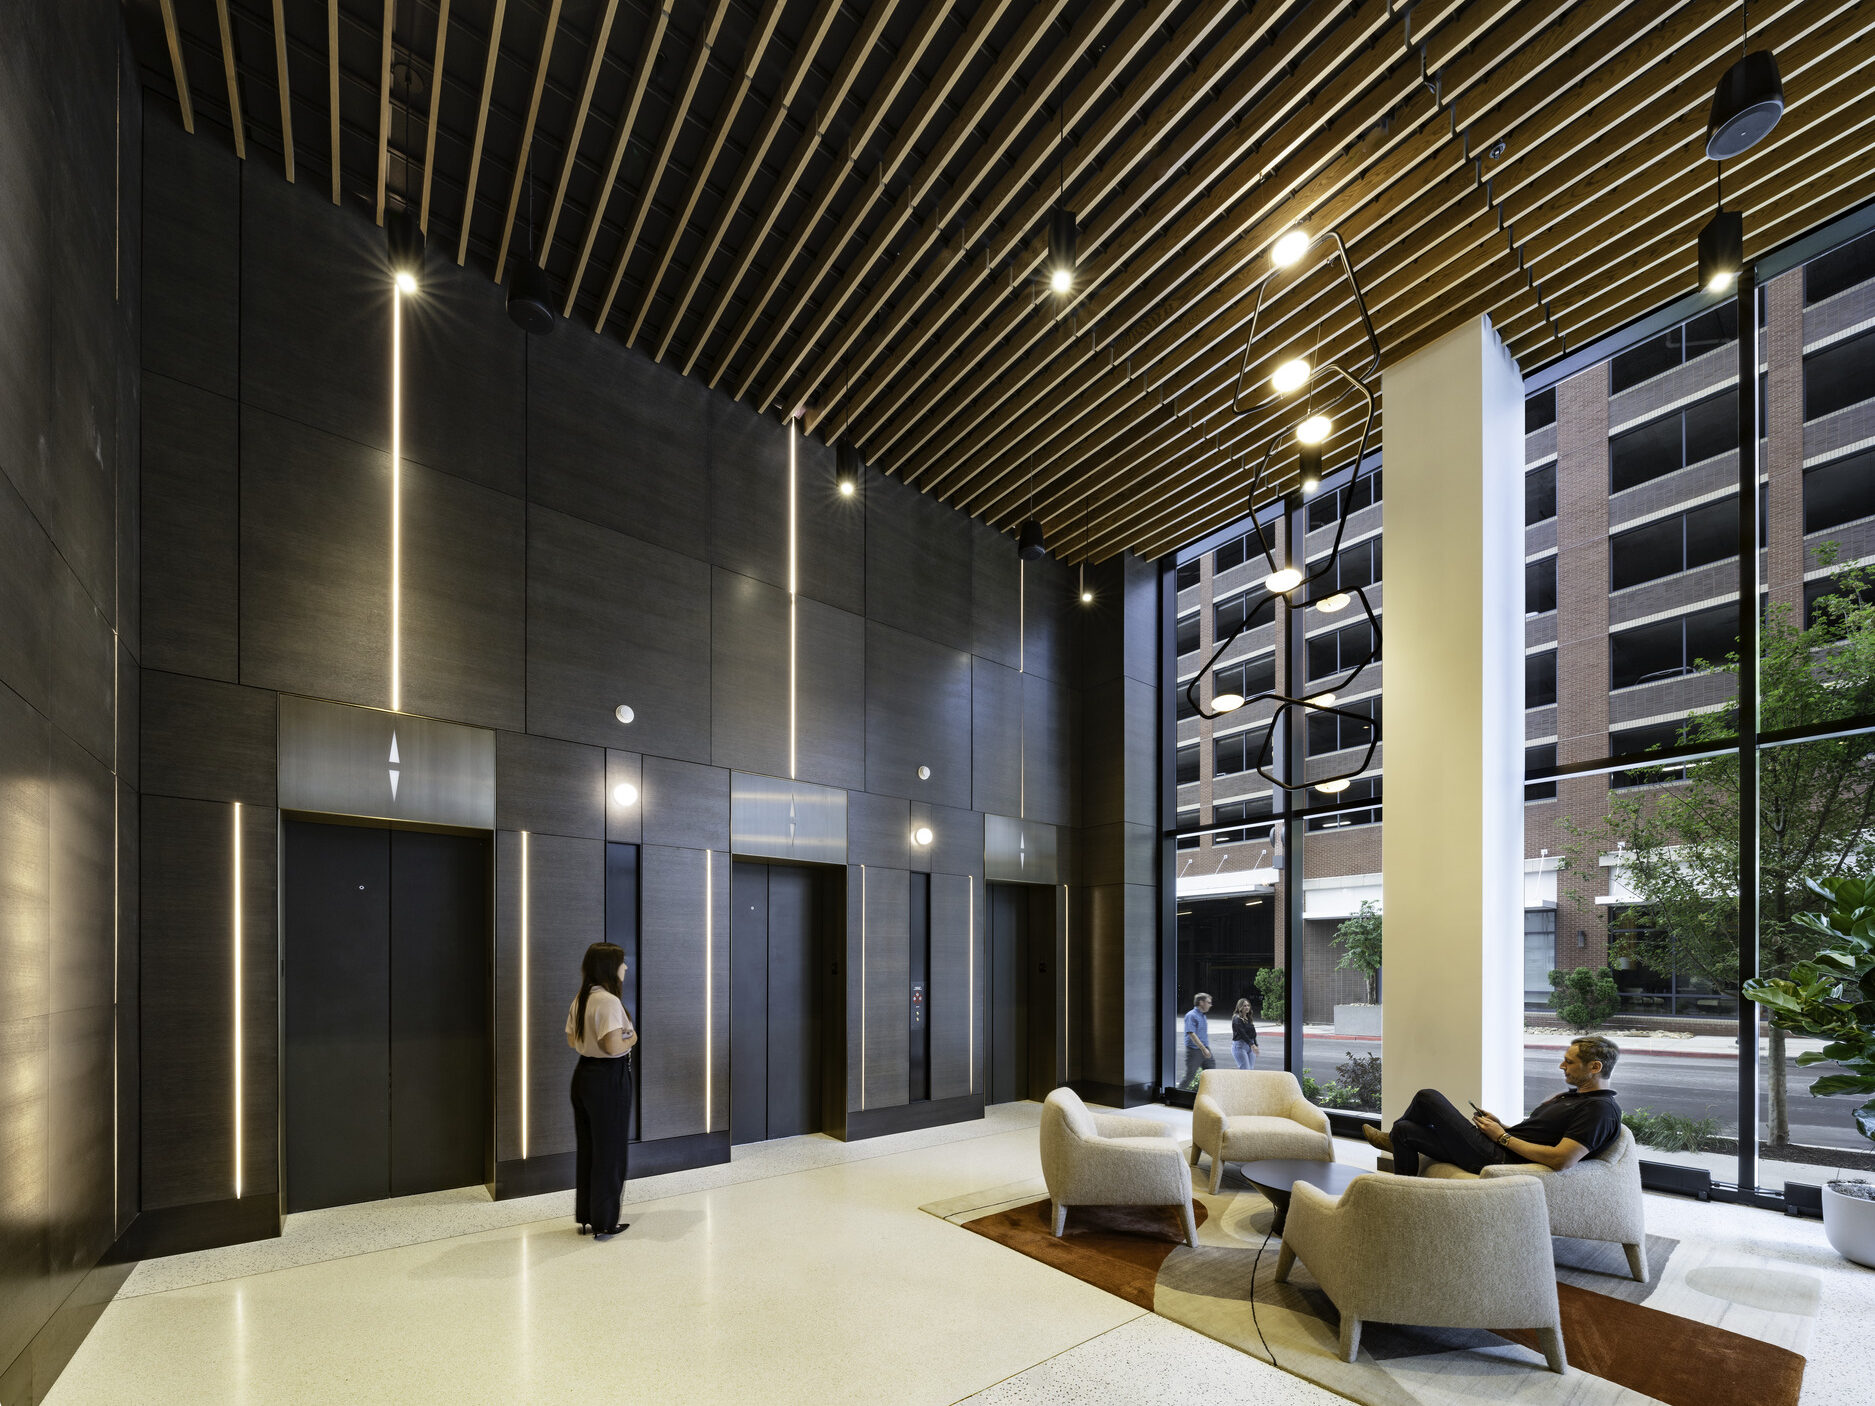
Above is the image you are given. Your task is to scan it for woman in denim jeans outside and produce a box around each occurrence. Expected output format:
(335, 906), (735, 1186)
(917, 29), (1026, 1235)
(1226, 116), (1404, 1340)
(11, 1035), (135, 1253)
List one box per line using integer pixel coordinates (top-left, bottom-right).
(1230, 997), (1259, 1069)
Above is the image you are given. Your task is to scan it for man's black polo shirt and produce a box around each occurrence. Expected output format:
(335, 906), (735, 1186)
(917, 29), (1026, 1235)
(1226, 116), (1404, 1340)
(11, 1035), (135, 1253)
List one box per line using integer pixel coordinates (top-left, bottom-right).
(1507, 1087), (1622, 1157)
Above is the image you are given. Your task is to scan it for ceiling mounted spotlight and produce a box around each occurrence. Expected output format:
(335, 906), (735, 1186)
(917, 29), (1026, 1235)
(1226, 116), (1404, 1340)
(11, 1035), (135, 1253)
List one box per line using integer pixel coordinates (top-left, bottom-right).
(387, 207), (424, 292)
(1264, 567), (1303, 594)
(836, 441), (861, 497)
(1706, 3), (1784, 162)
(1317, 592), (1350, 613)
(1699, 205), (1743, 294)
(1271, 227), (1311, 268)
(612, 782), (639, 807)
(1296, 414), (1332, 445)
(1270, 357), (1310, 395)
(614, 704), (635, 725)
(912, 825), (934, 846)
(1212, 691), (1245, 713)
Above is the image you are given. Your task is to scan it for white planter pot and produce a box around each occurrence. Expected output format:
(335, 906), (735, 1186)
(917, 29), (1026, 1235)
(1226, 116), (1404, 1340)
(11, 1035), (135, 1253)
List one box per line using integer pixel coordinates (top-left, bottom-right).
(1333, 1003), (1382, 1037)
(1822, 1183), (1875, 1268)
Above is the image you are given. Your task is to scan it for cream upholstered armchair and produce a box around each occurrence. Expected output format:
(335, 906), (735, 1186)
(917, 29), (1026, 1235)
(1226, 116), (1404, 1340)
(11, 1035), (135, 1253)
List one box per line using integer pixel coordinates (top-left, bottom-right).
(1039, 1089), (1198, 1246)
(1276, 1173), (1567, 1372)
(1190, 1070), (1333, 1194)
(1423, 1123), (1649, 1281)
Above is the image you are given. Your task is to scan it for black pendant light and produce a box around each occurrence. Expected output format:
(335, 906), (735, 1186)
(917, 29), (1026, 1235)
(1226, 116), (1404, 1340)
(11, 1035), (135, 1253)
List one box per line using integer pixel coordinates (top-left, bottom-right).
(385, 38), (424, 290)
(1078, 496), (1093, 604)
(1698, 173), (1743, 295)
(1706, 6), (1783, 160)
(1018, 458), (1046, 560)
(835, 358), (859, 496)
(1046, 105), (1076, 295)
(508, 153), (554, 334)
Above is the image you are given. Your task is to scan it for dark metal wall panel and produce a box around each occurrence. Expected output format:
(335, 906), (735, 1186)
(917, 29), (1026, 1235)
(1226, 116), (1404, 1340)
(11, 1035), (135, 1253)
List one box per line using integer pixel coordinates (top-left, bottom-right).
(139, 373), (237, 681)
(710, 568), (791, 779)
(795, 434), (866, 616)
(399, 461), (525, 731)
(641, 757), (731, 852)
(638, 845), (721, 1141)
(708, 397), (789, 594)
(0, 475), (56, 719)
(843, 867), (863, 1112)
(51, 556), (116, 769)
(525, 505), (713, 760)
(970, 659), (1021, 817)
(238, 407), (390, 706)
(48, 734), (115, 1017)
(401, 270), (526, 501)
(518, 831), (605, 1161)
(139, 107), (237, 397)
(846, 790), (910, 870)
(928, 872), (973, 1102)
(794, 598), (866, 792)
(1022, 674), (1080, 828)
(865, 622), (972, 809)
(921, 804), (981, 880)
(141, 670), (276, 806)
(860, 865), (910, 1111)
(1021, 557), (1082, 686)
(866, 473), (972, 653)
(141, 795), (278, 1210)
(496, 731), (604, 840)
(970, 519), (1022, 669)
(1082, 822), (1156, 888)
(527, 322), (712, 562)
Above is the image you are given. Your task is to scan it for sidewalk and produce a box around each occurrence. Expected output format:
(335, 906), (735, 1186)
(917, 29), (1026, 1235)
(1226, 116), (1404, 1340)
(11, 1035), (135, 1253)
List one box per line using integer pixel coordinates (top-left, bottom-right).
(1192, 1018), (1828, 1061)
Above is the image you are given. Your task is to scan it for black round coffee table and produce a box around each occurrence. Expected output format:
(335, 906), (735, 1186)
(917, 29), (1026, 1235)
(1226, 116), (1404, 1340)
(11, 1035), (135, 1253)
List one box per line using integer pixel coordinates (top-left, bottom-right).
(1241, 1159), (1371, 1233)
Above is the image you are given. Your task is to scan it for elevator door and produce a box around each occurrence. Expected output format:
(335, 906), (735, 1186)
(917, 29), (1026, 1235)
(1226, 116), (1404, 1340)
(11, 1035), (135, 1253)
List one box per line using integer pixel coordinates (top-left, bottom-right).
(988, 882), (1057, 1104)
(284, 820), (491, 1212)
(731, 862), (827, 1144)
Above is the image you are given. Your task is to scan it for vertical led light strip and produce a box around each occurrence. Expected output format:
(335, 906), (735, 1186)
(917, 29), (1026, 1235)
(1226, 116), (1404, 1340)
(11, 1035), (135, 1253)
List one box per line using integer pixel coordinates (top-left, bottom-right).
(859, 863), (868, 1110)
(1018, 562), (1026, 818)
(704, 850), (714, 1129)
(967, 880), (975, 1093)
(232, 802), (243, 1199)
(1062, 883), (1070, 1084)
(390, 285), (404, 711)
(520, 830), (530, 1160)
(112, 633), (119, 1224)
(788, 424), (798, 779)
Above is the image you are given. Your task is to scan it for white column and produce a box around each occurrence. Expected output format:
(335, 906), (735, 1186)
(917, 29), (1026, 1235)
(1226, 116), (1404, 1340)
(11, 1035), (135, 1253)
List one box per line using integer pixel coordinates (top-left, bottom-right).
(1380, 315), (1526, 1123)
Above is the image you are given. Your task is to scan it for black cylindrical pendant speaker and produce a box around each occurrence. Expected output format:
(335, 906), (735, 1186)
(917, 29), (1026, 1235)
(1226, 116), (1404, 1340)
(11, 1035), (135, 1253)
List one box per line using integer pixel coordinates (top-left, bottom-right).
(1705, 50), (1784, 160)
(508, 251), (556, 334)
(1018, 518), (1047, 560)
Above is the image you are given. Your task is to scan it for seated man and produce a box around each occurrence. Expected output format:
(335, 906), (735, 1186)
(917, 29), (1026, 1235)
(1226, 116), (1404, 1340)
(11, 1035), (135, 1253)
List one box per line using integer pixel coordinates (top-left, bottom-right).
(1363, 1035), (1622, 1177)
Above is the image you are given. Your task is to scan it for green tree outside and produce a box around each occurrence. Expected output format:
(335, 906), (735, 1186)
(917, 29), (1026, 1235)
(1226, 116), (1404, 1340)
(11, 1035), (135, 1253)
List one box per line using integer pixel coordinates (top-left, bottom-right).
(1332, 901), (1384, 1005)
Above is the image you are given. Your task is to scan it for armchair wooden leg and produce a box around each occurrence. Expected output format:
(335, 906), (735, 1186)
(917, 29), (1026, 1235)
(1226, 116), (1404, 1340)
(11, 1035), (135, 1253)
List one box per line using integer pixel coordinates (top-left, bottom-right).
(1209, 1158), (1225, 1194)
(1274, 1242), (1296, 1283)
(1051, 1201), (1068, 1237)
(1178, 1202), (1199, 1248)
(1623, 1240), (1649, 1283)
(1337, 1312), (1362, 1362)
(1188, 1142), (1201, 1166)
(1535, 1325), (1567, 1375)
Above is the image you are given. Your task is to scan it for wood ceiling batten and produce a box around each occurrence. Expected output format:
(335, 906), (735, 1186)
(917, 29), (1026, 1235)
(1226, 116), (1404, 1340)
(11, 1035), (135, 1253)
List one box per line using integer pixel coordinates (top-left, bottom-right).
(621, 0), (786, 344)
(272, 0), (294, 181)
(539, 0), (625, 258)
(456, 0), (509, 265)
(213, 0), (245, 159)
(375, 0), (393, 224)
(158, 0), (194, 133)
(420, 0), (452, 232)
(327, 0), (340, 203)
(688, 0), (902, 385)
(658, 0), (848, 371)
(751, 0), (1125, 416)
(795, 0), (1251, 443)
(492, 0), (566, 282)
(734, 0), (1040, 410)
(585, 0), (731, 324)
(713, 1), (957, 407)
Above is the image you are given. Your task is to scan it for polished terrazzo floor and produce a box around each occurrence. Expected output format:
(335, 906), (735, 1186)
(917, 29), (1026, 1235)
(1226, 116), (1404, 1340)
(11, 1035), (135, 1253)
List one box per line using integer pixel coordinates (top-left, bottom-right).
(48, 1104), (1870, 1405)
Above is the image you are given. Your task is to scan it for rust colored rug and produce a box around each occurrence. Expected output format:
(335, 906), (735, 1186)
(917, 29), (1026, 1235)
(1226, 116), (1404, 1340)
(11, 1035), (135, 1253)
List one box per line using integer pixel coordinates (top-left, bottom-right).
(935, 1184), (1814, 1406)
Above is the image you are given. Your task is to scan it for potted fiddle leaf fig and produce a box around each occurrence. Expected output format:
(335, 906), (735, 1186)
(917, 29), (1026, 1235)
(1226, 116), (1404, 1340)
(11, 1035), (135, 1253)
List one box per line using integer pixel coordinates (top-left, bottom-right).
(1743, 875), (1875, 1266)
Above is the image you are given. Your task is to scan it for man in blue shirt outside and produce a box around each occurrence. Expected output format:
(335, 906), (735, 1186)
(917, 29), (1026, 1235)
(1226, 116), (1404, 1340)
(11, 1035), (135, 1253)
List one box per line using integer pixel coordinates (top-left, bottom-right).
(1182, 993), (1215, 1089)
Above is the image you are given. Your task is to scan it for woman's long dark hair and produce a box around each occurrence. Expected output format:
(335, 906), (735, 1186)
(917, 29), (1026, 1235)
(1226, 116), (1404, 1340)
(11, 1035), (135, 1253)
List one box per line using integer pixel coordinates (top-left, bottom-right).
(576, 943), (626, 1045)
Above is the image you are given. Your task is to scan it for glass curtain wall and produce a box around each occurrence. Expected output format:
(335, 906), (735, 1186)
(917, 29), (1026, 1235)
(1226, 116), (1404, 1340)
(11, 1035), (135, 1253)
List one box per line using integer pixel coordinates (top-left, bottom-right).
(1166, 221), (1875, 1203)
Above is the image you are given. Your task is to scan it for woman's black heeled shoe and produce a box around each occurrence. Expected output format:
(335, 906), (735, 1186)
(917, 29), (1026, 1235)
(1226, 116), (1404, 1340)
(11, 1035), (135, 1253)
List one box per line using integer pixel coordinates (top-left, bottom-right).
(592, 1222), (629, 1241)
(577, 1222), (591, 1236)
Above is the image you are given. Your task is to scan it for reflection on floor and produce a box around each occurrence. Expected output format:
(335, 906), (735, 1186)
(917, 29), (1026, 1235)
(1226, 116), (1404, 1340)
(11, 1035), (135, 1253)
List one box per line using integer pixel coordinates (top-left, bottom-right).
(50, 1103), (1870, 1405)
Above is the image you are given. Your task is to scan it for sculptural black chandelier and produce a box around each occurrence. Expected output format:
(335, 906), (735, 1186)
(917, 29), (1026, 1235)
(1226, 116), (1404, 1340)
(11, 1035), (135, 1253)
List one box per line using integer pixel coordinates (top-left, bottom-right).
(1184, 226), (1382, 795)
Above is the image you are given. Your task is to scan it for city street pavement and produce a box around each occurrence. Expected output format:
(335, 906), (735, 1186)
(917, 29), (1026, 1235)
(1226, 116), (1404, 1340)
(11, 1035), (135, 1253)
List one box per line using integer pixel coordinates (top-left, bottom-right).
(1182, 1020), (1866, 1153)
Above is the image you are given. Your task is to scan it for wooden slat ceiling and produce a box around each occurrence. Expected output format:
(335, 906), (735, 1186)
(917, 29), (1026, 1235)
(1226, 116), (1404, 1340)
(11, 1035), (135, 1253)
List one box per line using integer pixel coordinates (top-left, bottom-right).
(130, 0), (1875, 564)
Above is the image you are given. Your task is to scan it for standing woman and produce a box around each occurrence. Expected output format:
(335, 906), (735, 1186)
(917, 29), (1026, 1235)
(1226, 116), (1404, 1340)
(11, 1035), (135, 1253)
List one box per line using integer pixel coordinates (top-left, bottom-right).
(566, 942), (637, 1240)
(1231, 997), (1259, 1070)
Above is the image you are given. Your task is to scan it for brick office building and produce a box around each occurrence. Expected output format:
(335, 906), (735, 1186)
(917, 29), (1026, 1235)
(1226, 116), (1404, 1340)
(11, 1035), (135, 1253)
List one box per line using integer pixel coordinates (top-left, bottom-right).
(1174, 232), (1875, 1029)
